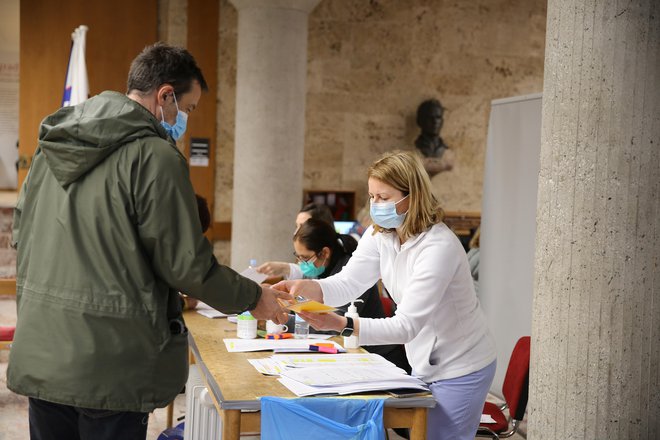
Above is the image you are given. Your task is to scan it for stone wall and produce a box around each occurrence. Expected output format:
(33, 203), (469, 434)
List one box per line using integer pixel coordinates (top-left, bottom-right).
(0, 208), (16, 279)
(215, 0), (547, 221)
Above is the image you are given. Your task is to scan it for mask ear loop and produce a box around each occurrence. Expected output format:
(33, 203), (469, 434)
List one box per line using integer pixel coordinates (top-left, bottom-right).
(160, 91), (181, 125)
(159, 92), (172, 123)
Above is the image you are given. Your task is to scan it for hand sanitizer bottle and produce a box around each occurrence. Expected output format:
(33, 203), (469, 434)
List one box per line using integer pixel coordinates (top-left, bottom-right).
(343, 299), (362, 349)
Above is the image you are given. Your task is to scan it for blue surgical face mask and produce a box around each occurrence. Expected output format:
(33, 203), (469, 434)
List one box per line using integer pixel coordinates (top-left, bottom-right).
(160, 93), (188, 140)
(299, 255), (326, 278)
(370, 194), (409, 229)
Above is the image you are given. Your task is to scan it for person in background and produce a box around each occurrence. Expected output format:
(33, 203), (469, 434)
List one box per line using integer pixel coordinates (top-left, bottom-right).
(257, 202), (334, 279)
(180, 194), (212, 311)
(467, 226), (481, 299)
(295, 202), (334, 231)
(274, 151), (496, 440)
(292, 218), (381, 316)
(8, 42), (289, 440)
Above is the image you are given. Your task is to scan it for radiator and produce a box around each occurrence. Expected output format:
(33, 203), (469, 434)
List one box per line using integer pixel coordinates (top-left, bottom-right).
(184, 364), (223, 440)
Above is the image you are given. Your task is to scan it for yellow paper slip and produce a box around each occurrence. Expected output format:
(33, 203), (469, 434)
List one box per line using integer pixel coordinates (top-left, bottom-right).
(285, 299), (336, 314)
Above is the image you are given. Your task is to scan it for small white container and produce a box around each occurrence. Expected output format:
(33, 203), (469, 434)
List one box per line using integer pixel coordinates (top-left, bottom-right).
(236, 312), (257, 339)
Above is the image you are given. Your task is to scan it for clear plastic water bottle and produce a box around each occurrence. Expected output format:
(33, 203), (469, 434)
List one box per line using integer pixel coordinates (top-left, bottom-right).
(249, 259), (258, 269)
(294, 314), (309, 339)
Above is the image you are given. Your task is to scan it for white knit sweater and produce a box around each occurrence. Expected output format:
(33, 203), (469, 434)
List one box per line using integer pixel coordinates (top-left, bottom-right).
(317, 223), (496, 383)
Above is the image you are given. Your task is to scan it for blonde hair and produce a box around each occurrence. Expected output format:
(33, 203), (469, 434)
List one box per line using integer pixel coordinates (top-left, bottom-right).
(368, 150), (444, 240)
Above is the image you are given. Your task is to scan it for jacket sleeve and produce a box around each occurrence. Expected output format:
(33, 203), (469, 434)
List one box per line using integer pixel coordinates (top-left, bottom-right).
(133, 140), (261, 314)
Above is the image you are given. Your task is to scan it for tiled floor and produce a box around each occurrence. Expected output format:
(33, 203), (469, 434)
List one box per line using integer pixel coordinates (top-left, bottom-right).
(0, 296), (525, 439)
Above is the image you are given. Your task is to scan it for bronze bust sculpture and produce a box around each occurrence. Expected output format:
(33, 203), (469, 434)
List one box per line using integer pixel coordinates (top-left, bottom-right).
(414, 99), (454, 176)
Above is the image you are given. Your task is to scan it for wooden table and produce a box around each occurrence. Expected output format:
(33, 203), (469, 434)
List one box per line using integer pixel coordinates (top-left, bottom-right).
(183, 310), (435, 440)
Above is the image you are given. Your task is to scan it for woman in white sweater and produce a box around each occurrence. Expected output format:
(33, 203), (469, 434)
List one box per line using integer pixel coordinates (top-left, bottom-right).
(274, 151), (496, 440)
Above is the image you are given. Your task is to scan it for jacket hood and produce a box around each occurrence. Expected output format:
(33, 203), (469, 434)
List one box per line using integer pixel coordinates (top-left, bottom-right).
(38, 91), (169, 186)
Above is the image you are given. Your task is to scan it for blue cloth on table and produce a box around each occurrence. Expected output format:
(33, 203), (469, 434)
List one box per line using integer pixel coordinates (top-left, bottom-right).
(260, 396), (385, 440)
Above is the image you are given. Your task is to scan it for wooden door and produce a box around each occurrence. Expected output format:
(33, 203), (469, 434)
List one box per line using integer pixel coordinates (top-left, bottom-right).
(18, 0), (158, 187)
(186, 0), (218, 239)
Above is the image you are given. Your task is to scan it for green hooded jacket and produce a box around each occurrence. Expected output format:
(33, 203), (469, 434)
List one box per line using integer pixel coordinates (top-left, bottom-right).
(7, 91), (261, 412)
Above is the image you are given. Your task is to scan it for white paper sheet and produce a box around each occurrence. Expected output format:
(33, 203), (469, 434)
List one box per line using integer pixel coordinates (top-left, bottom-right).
(239, 267), (268, 284)
(277, 376), (429, 397)
(272, 353), (393, 369)
(247, 358), (287, 376)
(224, 338), (344, 353)
(480, 414), (497, 424)
(195, 301), (234, 319)
(280, 365), (411, 387)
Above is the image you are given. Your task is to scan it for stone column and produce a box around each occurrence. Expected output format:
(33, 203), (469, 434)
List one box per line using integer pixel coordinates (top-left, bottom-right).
(228, 0), (320, 269)
(530, 1), (659, 439)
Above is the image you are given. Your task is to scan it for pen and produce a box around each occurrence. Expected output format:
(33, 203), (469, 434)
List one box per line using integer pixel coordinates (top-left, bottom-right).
(309, 345), (338, 354)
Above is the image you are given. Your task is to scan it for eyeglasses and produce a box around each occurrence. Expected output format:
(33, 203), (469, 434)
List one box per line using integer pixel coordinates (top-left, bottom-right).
(293, 252), (318, 263)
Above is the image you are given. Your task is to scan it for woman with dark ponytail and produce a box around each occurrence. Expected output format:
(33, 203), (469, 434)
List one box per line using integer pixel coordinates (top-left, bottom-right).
(292, 218), (380, 316)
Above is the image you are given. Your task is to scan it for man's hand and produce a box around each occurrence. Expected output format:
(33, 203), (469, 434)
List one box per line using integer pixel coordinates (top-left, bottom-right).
(271, 279), (323, 302)
(250, 285), (292, 324)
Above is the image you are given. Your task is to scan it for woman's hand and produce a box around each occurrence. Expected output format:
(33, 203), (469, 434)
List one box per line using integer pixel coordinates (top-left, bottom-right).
(256, 261), (291, 277)
(271, 279), (323, 302)
(298, 311), (347, 333)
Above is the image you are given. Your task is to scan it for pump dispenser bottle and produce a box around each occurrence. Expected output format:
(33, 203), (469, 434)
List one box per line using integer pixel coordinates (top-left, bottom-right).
(343, 299), (362, 349)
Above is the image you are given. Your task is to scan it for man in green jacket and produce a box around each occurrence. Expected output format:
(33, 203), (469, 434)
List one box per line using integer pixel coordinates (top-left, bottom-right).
(8, 42), (291, 440)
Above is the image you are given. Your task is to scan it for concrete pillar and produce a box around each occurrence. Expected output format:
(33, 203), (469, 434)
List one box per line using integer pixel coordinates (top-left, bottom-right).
(229, 0), (320, 269)
(530, 1), (659, 439)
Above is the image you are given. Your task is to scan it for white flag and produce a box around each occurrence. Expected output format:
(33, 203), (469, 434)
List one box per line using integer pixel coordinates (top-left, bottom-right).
(61, 25), (89, 107)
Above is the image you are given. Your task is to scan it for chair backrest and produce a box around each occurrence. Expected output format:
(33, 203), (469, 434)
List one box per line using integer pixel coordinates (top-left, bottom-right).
(0, 326), (15, 341)
(380, 296), (395, 317)
(502, 336), (530, 421)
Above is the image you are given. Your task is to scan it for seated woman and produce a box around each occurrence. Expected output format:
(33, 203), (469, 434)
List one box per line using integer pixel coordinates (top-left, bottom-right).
(257, 202), (334, 280)
(292, 218), (411, 373)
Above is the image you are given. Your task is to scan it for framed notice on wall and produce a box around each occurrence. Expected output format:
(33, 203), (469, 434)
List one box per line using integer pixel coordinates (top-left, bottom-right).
(190, 137), (210, 167)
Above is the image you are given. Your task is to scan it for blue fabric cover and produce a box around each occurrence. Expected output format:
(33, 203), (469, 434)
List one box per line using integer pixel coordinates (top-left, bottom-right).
(260, 397), (385, 440)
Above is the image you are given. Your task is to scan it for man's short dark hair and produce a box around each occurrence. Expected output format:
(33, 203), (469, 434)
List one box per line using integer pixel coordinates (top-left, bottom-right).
(127, 42), (208, 96)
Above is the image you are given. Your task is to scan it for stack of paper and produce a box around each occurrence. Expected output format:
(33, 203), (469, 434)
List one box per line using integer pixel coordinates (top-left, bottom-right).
(272, 353), (395, 369)
(248, 353), (394, 376)
(278, 365), (428, 397)
(248, 352), (429, 397)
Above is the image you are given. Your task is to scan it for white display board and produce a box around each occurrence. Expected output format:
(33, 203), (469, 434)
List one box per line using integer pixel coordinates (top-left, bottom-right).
(480, 93), (542, 396)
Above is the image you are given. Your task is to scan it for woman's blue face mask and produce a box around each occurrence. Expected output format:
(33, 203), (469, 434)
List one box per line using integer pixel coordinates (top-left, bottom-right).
(160, 93), (188, 141)
(370, 194), (409, 229)
(298, 254), (326, 278)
